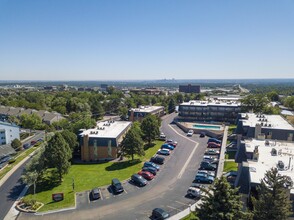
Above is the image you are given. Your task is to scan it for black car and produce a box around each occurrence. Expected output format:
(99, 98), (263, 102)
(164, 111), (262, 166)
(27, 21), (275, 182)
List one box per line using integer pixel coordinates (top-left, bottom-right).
(111, 178), (124, 194)
(142, 166), (157, 176)
(152, 208), (169, 220)
(200, 161), (217, 171)
(131, 174), (147, 187)
(200, 132), (206, 137)
(150, 156), (165, 165)
(0, 155), (11, 164)
(91, 188), (100, 200)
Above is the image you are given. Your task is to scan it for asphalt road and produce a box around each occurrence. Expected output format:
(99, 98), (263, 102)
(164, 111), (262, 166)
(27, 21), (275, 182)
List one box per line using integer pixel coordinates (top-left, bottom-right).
(0, 132), (44, 220)
(18, 114), (209, 220)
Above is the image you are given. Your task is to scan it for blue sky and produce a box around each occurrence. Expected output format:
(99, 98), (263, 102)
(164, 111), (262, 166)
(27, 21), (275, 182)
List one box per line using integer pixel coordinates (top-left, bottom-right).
(0, 0), (293, 80)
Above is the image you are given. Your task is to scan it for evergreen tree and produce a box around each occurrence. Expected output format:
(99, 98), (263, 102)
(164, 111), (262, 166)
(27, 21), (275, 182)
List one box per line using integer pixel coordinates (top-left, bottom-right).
(121, 126), (144, 160)
(140, 115), (160, 145)
(252, 168), (292, 220)
(168, 98), (176, 114)
(43, 133), (72, 182)
(60, 129), (78, 153)
(11, 138), (22, 151)
(196, 176), (251, 220)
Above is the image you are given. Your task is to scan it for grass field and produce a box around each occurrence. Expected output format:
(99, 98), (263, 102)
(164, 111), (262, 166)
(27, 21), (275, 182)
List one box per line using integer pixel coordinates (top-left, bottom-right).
(181, 212), (197, 220)
(24, 140), (164, 212)
(225, 151), (236, 160)
(223, 161), (238, 173)
(0, 145), (40, 180)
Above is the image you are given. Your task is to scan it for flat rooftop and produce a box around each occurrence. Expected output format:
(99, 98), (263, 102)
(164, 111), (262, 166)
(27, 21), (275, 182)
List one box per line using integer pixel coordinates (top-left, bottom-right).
(240, 113), (294, 130)
(245, 139), (294, 193)
(130, 105), (164, 113)
(80, 121), (132, 139)
(180, 100), (241, 107)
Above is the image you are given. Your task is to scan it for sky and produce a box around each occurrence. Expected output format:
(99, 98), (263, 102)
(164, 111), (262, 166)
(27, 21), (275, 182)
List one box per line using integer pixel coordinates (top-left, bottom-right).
(0, 0), (294, 80)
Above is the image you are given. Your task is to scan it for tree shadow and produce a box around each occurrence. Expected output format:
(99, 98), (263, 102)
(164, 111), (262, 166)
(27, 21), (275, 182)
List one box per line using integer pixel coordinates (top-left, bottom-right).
(7, 180), (25, 201)
(105, 159), (141, 171)
(144, 143), (155, 151)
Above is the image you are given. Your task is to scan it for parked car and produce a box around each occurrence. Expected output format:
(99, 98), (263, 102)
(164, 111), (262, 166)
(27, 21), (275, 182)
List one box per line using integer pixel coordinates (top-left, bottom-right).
(138, 170), (154, 180)
(187, 186), (202, 198)
(187, 130), (194, 137)
(0, 155), (11, 164)
(144, 162), (160, 171)
(200, 161), (217, 171)
(157, 149), (170, 156)
(203, 158), (218, 165)
(37, 138), (44, 142)
(205, 149), (220, 155)
(131, 174), (147, 187)
(150, 156), (165, 165)
(207, 142), (221, 148)
(152, 208), (170, 220)
(224, 171), (238, 186)
(142, 167), (157, 175)
(166, 139), (177, 147)
(197, 170), (215, 178)
(23, 143), (31, 149)
(161, 144), (174, 151)
(91, 188), (101, 200)
(30, 140), (37, 145)
(111, 178), (124, 194)
(159, 133), (166, 140)
(207, 138), (221, 144)
(203, 155), (218, 163)
(194, 173), (214, 184)
(199, 132), (206, 138)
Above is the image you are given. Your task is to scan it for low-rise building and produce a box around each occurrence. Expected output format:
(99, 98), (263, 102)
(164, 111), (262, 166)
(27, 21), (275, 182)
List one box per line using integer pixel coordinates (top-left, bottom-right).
(235, 139), (294, 203)
(128, 106), (165, 122)
(0, 121), (20, 145)
(178, 100), (241, 123)
(236, 113), (294, 141)
(79, 121), (132, 161)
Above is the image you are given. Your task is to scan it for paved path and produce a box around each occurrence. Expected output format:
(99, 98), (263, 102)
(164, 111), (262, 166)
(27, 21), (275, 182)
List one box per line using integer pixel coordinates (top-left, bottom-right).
(18, 113), (209, 220)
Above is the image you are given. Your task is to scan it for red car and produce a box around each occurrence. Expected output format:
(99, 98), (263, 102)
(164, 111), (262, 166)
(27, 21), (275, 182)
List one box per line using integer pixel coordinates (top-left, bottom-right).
(138, 171), (154, 180)
(166, 139), (178, 147)
(207, 142), (221, 148)
(30, 140), (37, 146)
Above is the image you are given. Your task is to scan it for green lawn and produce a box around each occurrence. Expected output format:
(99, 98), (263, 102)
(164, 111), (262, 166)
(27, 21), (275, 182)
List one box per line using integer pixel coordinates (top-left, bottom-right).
(181, 212), (197, 220)
(228, 125), (237, 135)
(24, 140), (164, 212)
(225, 151), (236, 160)
(0, 145), (40, 180)
(223, 161), (238, 173)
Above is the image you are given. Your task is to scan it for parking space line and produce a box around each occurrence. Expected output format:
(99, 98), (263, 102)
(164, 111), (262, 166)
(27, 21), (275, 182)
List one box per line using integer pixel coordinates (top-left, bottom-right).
(177, 142), (199, 179)
(124, 189), (128, 194)
(166, 205), (182, 211)
(168, 124), (197, 143)
(87, 191), (90, 203)
(99, 189), (103, 200)
(175, 200), (188, 206)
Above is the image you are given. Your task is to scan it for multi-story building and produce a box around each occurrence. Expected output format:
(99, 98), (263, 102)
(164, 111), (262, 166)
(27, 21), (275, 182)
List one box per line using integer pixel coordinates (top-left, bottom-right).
(0, 121), (20, 145)
(179, 84), (201, 93)
(236, 113), (294, 141)
(235, 139), (294, 204)
(79, 121), (132, 161)
(128, 106), (165, 122)
(178, 100), (241, 123)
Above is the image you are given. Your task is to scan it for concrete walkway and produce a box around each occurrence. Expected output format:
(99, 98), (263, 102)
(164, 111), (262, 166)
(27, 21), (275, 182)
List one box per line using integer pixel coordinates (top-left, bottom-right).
(216, 126), (228, 178)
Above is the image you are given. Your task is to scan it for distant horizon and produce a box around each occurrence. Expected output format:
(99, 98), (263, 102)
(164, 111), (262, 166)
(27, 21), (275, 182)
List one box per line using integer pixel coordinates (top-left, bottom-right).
(1, 1), (294, 80)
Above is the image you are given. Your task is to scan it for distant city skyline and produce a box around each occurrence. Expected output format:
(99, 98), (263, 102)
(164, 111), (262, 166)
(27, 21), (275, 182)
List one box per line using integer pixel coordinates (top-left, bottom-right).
(0, 0), (293, 80)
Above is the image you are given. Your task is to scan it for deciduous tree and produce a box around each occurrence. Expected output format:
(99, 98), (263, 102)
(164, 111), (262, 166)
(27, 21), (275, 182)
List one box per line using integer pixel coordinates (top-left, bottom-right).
(121, 126), (144, 160)
(140, 115), (160, 145)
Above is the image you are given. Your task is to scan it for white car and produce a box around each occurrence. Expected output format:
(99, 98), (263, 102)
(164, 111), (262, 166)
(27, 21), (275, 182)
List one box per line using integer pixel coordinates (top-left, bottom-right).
(159, 133), (166, 140)
(187, 186), (202, 198)
(187, 130), (194, 136)
(157, 148), (170, 156)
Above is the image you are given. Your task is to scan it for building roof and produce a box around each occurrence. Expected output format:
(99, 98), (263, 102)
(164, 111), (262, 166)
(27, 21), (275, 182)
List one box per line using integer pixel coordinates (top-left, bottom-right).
(80, 121), (132, 139)
(180, 100), (241, 107)
(129, 106), (164, 113)
(42, 113), (63, 122)
(0, 106), (10, 114)
(244, 139), (294, 194)
(239, 113), (294, 130)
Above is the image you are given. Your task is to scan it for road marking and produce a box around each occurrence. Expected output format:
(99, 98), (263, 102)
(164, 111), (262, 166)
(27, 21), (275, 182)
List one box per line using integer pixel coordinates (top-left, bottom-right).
(124, 189), (128, 194)
(167, 205), (181, 211)
(87, 191), (90, 203)
(168, 125), (197, 143)
(177, 142), (199, 179)
(99, 189), (103, 200)
(175, 200), (188, 206)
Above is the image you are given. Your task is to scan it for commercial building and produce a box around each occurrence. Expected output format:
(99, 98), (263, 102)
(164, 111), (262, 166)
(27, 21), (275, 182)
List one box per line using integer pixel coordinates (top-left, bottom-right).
(178, 100), (241, 123)
(179, 84), (201, 93)
(236, 113), (294, 141)
(128, 106), (165, 122)
(235, 139), (294, 203)
(79, 121), (132, 161)
(129, 87), (161, 95)
(0, 121), (20, 145)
